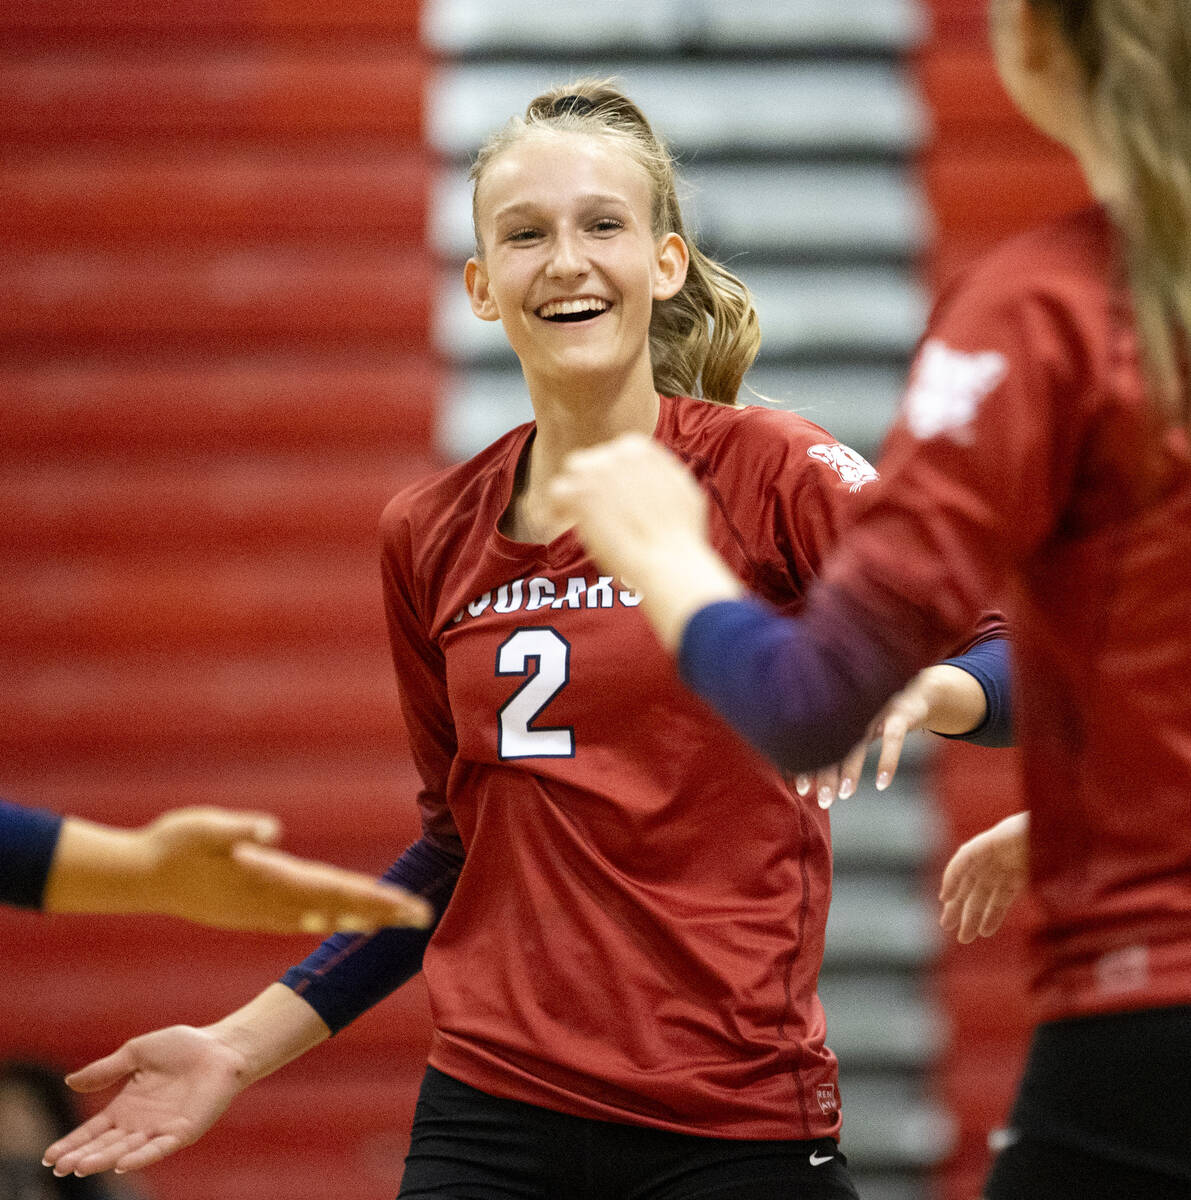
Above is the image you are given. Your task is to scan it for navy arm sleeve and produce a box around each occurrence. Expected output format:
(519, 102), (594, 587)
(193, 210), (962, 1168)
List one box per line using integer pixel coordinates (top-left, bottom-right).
(938, 637), (1014, 747)
(678, 597), (908, 773)
(0, 800), (64, 909)
(280, 835), (462, 1033)
(677, 600), (1012, 773)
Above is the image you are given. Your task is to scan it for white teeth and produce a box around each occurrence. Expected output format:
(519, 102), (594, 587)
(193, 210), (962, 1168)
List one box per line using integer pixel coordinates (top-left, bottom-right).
(537, 298), (610, 319)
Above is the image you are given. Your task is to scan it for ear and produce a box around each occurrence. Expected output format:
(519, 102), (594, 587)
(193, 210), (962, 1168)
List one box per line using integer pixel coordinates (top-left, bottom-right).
(652, 232), (690, 303)
(465, 256), (501, 322)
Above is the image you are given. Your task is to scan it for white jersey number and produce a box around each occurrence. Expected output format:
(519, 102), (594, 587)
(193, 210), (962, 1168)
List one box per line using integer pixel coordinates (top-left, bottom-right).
(496, 628), (575, 759)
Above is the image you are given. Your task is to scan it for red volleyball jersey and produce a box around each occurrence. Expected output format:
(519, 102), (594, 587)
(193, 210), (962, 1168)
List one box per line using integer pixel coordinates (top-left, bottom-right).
(819, 206), (1191, 1023)
(381, 393), (894, 1140)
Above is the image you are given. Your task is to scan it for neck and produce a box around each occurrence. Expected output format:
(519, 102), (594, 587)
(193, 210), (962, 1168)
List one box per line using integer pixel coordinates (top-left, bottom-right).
(524, 363), (662, 482)
(507, 364), (662, 545)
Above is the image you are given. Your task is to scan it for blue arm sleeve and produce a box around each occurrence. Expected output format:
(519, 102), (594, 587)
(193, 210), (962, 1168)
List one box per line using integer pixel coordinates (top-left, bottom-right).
(677, 597), (909, 774)
(0, 800), (64, 909)
(279, 835), (462, 1033)
(938, 637), (1014, 747)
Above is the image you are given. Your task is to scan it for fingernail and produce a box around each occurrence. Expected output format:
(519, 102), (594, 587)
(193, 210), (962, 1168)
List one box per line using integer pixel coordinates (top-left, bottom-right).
(41, 1160), (50, 1168)
(838, 778), (854, 800)
(299, 911), (329, 934)
(818, 785), (834, 809)
(256, 817), (280, 842)
(795, 775), (810, 797)
(876, 771), (891, 791)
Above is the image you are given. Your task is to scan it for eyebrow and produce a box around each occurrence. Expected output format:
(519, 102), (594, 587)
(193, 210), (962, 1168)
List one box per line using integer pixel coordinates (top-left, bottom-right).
(491, 194), (634, 222)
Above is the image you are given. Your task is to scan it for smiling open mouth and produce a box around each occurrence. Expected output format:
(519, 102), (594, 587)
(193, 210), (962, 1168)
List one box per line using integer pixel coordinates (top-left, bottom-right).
(536, 298), (611, 323)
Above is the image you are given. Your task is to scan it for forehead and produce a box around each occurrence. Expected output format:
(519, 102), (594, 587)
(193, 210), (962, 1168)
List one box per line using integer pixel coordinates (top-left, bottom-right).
(476, 129), (653, 223)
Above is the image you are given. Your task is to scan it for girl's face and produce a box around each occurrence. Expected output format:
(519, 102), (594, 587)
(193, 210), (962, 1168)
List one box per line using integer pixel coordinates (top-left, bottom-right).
(466, 130), (688, 395)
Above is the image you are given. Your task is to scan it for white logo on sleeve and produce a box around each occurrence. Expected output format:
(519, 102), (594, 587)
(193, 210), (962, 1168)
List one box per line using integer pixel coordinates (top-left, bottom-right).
(806, 443), (879, 493)
(809, 1151), (835, 1167)
(903, 339), (1008, 441)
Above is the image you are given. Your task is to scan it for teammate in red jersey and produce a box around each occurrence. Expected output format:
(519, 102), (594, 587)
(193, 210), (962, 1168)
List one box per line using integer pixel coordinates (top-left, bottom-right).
(551, 4), (1191, 1197)
(42, 82), (1007, 1199)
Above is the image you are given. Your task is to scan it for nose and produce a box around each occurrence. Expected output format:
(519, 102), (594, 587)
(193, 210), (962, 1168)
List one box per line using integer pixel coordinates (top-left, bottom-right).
(546, 228), (589, 279)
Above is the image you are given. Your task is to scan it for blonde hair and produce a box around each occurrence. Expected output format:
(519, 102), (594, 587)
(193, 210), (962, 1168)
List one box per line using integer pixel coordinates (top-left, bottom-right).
(469, 78), (761, 408)
(1035, 0), (1191, 419)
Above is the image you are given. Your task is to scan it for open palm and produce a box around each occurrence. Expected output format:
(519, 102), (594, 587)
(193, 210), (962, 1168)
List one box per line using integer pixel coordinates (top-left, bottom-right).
(44, 1025), (248, 1177)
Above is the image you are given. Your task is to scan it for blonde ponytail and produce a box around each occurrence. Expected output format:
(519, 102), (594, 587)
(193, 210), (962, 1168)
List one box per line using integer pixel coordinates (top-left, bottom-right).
(1037, 0), (1191, 418)
(470, 78), (762, 407)
(1092, 0), (1191, 419)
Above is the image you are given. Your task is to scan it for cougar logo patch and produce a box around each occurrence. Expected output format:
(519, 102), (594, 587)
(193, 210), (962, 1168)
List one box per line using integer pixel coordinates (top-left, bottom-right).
(807, 443), (878, 493)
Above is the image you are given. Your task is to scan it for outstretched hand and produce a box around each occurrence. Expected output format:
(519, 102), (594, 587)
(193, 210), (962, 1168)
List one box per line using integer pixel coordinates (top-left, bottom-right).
(42, 1025), (248, 1178)
(800, 666), (949, 808)
(939, 811), (1029, 942)
(132, 807), (432, 933)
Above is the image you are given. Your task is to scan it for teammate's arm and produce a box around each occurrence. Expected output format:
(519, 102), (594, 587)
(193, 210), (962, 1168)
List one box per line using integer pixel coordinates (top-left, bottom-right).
(1, 799), (431, 932)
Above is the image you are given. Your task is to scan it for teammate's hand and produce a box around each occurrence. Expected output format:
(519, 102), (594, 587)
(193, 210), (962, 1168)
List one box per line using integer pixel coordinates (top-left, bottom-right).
(135, 807), (431, 933)
(549, 432), (710, 583)
(550, 433), (744, 653)
(938, 812), (1029, 942)
(798, 669), (937, 808)
(42, 1026), (247, 1177)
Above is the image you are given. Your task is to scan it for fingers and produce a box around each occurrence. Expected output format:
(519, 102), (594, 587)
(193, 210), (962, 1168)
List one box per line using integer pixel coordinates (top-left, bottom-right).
(976, 891), (1015, 939)
(51, 1126), (148, 1178)
(111, 1133), (185, 1174)
(63, 1044), (138, 1094)
(814, 765), (841, 810)
(229, 842), (433, 932)
(873, 712), (910, 792)
(158, 807), (281, 851)
(835, 741), (870, 803)
(44, 1112), (117, 1168)
(957, 880), (997, 943)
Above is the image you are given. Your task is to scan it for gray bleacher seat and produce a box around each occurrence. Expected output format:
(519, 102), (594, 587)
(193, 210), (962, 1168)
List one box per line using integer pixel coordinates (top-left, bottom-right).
(823, 877), (941, 966)
(427, 62), (926, 159)
(423, 0), (926, 55)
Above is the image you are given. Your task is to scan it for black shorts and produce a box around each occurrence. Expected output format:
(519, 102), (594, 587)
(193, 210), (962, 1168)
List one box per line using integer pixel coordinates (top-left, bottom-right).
(985, 1004), (1191, 1200)
(398, 1066), (860, 1200)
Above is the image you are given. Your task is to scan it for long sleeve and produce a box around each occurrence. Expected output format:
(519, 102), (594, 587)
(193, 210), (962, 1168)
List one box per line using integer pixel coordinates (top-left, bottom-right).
(280, 836), (462, 1033)
(940, 637), (1014, 747)
(0, 799), (64, 909)
(678, 596), (910, 773)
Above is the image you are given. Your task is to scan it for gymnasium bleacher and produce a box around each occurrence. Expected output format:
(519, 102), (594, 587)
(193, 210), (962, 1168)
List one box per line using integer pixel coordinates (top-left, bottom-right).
(2, 2), (1087, 1198)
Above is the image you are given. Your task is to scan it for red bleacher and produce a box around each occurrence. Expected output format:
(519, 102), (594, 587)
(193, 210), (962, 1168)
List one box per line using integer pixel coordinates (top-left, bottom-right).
(1, 3), (441, 1198)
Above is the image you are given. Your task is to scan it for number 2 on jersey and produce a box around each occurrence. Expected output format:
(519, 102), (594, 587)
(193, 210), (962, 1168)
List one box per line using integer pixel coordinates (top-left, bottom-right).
(496, 628), (575, 759)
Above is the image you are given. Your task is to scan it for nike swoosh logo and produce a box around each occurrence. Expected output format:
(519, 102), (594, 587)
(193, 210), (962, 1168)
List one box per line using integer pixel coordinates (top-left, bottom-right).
(809, 1152), (835, 1166)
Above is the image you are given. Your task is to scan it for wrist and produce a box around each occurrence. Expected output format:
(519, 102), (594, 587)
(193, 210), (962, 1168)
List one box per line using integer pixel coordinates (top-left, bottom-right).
(44, 819), (157, 915)
(207, 984), (331, 1085)
(634, 538), (744, 654)
(920, 664), (989, 736)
